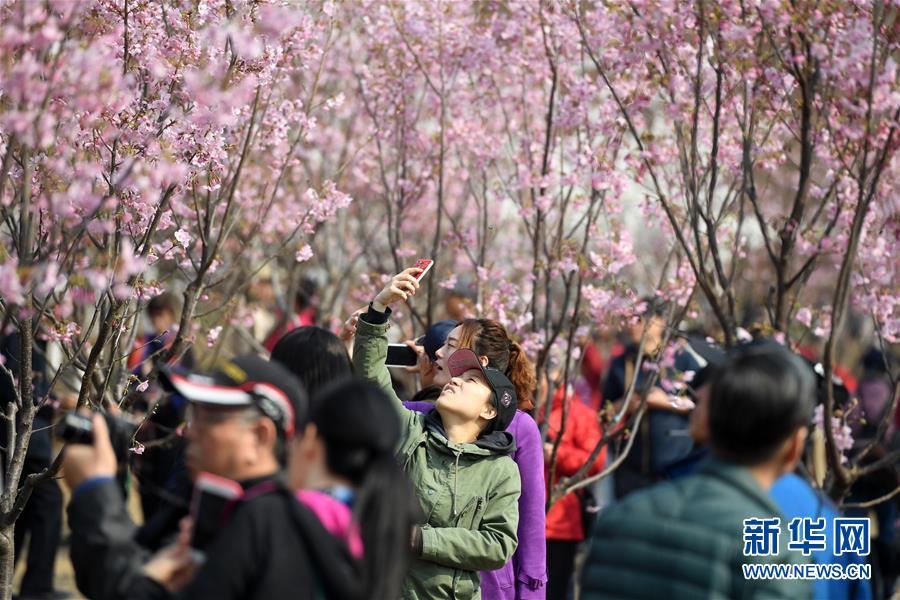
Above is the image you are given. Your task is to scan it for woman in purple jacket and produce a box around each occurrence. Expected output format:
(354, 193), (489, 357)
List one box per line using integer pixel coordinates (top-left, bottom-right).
(405, 318), (547, 599)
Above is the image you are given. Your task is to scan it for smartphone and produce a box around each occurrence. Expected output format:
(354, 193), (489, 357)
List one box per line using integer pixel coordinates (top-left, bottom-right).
(386, 343), (419, 367)
(413, 259), (434, 281)
(190, 472), (244, 551)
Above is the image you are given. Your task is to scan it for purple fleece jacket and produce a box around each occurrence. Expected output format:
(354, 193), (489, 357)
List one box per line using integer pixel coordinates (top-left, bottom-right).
(405, 401), (547, 599)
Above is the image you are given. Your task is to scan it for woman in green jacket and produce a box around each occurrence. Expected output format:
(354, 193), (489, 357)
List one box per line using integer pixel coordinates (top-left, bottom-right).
(353, 268), (522, 600)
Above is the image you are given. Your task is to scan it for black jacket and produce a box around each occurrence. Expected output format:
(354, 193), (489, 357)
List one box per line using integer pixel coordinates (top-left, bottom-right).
(69, 476), (365, 600)
(68, 478), (155, 600)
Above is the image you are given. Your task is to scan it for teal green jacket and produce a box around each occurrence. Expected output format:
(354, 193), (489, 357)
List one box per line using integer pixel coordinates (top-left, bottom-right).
(353, 315), (521, 599)
(580, 458), (812, 599)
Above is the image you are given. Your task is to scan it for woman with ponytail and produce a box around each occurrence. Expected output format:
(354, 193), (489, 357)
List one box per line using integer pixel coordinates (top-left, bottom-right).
(288, 378), (420, 600)
(405, 318), (548, 600)
(270, 329), (418, 598)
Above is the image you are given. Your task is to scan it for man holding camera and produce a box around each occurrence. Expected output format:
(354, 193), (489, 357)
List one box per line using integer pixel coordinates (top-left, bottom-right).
(61, 356), (306, 599)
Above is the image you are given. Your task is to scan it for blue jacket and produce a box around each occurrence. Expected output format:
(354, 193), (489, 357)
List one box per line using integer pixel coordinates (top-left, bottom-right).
(770, 474), (872, 600)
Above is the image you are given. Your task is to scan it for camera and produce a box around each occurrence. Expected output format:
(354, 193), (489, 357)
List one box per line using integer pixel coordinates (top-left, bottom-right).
(56, 412), (139, 452)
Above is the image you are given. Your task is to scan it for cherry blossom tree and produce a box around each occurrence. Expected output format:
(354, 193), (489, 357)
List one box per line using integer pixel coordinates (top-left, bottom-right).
(1, 5), (897, 594)
(311, 0), (898, 505)
(564, 0), (899, 501)
(0, 0), (349, 593)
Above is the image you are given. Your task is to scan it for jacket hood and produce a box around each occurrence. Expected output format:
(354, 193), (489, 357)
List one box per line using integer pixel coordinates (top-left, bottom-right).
(424, 408), (516, 455)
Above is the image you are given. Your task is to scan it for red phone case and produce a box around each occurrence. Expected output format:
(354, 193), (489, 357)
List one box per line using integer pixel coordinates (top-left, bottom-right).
(413, 259), (434, 281)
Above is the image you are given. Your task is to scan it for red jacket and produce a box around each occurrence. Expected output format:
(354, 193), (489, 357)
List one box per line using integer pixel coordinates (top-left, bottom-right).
(264, 309), (316, 352)
(579, 343), (606, 410)
(543, 386), (606, 541)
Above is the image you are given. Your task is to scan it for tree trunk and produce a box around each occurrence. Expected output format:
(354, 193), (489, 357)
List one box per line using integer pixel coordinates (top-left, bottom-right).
(0, 524), (14, 600)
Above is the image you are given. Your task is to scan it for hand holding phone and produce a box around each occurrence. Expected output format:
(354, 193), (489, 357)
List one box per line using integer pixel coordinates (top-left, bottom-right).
(412, 259), (434, 281)
(374, 260), (433, 310)
(386, 343), (420, 367)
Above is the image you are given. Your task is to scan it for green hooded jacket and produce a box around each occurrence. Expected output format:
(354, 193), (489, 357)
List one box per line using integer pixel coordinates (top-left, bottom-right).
(353, 314), (521, 600)
(580, 458), (812, 600)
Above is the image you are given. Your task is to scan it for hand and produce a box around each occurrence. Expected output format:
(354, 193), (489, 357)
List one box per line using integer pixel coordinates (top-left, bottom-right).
(668, 395), (696, 413)
(142, 542), (196, 592)
(410, 524), (423, 555)
(339, 306), (367, 343)
(641, 387), (694, 414)
(402, 340), (428, 375)
(61, 412), (118, 491)
(644, 387), (670, 409)
(58, 392), (79, 412)
(373, 268), (422, 312)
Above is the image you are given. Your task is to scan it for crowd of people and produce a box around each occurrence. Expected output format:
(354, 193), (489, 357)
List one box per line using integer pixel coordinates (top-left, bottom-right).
(0, 265), (897, 600)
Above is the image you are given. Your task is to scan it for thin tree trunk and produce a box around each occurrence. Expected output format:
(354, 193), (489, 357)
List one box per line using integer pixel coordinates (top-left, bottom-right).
(0, 525), (13, 600)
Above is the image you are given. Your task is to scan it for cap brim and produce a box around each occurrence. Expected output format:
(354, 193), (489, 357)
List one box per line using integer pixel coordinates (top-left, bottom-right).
(159, 368), (254, 406)
(447, 348), (486, 379)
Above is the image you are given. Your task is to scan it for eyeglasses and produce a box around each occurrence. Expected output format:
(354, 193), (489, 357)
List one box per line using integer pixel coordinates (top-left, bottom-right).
(184, 404), (259, 430)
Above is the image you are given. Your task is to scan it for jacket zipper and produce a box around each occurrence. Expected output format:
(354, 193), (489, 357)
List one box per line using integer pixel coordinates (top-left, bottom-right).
(454, 495), (479, 525)
(451, 450), (462, 517)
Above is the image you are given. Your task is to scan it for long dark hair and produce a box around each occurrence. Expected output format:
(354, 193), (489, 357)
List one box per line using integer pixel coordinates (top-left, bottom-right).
(311, 378), (419, 600)
(271, 326), (353, 397)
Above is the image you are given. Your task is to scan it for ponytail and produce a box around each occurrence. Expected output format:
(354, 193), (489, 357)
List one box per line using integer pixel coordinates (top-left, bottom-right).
(507, 341), (536, 411)
(311, 378), (418, 600)
(353, 454), (419, 600)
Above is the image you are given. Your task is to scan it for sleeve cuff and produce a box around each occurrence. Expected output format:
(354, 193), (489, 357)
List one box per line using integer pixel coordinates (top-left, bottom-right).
(72, 475), (116, 500)
(361, 302), (391, 325)
(420, 526), (436, 562)
(131, 575), (169, 598)
(517, 570), (548, 593)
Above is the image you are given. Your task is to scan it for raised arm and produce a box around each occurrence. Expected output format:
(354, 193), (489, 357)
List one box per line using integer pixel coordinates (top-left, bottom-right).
(351, 268), (423, 426)
(353, 311), (402, 407)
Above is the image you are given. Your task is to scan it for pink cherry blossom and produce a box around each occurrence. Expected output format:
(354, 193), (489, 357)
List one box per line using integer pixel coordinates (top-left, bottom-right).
(295, 245), (314, 263)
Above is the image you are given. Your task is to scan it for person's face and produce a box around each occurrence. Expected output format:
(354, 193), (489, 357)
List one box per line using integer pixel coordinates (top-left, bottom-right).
(444, 295), (473, 321)
(433, 326), (463, 387)
(775, 426), (809, 477)
(150, 310), (176, 335)
(184, 404), (266, 480)
(628, 315), (665, 352)
(249, 279), (275, 304)
(435, 368), (496, 424)
(287, 423), (322, 490)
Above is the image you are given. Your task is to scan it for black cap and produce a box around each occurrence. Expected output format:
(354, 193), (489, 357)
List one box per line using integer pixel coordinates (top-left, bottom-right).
(416, 320), (457, 361)
(160, 355), (307, 440)
(447, 348), (517, 432)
